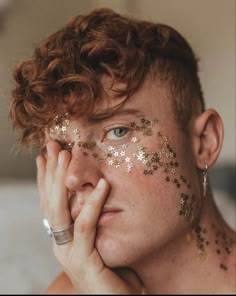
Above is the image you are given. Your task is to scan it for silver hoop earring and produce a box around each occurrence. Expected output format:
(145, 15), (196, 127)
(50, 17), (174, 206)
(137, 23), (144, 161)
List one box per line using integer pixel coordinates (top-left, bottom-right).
(202, 164), (208, 197)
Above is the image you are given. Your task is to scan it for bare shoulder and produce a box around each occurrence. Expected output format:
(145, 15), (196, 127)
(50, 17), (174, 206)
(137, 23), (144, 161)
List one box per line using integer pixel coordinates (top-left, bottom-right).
(43, 272), (77, 294)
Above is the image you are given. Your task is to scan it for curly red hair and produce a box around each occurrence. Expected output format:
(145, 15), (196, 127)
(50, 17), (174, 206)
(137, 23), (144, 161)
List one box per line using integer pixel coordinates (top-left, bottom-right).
(10, 8), (204, 149)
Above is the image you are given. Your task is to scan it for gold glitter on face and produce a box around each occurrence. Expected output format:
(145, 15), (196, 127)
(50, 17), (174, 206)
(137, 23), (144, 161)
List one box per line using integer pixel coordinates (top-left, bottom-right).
(49, 113), (70, 139)
(49, 113), (76, 151)
(48, 115), (197, 221)
(47, 114), (235, 270)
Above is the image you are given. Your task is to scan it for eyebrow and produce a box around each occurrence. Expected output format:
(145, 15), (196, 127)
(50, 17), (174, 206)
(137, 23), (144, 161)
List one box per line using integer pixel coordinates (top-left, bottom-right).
(87, 108), (145, 123)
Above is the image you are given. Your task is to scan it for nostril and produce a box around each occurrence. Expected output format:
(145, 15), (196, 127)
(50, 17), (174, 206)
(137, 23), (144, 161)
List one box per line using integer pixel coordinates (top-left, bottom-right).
(82, 182), (94, 189)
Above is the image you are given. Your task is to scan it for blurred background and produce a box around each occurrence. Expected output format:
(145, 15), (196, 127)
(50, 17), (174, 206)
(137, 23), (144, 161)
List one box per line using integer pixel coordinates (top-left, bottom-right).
(0, 0), (235, 293)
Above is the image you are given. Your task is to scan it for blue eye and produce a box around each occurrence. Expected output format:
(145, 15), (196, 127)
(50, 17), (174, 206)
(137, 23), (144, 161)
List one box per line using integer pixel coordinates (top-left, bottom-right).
(107, 127), (129, 140)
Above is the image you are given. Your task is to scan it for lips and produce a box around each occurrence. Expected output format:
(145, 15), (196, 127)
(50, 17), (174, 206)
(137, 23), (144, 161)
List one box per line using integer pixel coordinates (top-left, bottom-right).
(101, 207), (122, 214)
(70, 195), (122, 222)
(97, 208), (122, 226)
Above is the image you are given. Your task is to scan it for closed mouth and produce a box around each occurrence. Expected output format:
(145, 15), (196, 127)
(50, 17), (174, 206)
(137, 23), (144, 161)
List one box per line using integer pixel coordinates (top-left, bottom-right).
(70, 196), (122, 221)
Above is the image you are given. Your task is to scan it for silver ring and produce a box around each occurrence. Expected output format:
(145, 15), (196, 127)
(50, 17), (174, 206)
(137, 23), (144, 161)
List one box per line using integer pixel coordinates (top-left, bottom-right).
(43, 218), (74, 245)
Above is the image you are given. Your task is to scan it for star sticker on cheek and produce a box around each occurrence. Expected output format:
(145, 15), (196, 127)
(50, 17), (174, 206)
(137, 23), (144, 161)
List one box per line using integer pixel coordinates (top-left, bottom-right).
(137, 155), (144, 161)
(121, 144), (128, 149)
(108, 146), (115, 152)
(126, 163), (133, 173)
(136, 151), (145, 161)
(125, 157), (131, 162)
(73, 128), (79, 134)
(131, 137), (138, 143)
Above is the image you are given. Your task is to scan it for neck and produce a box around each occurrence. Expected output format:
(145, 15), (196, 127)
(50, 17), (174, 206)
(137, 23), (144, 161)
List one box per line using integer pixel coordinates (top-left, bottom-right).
(131, 190), (235, 294)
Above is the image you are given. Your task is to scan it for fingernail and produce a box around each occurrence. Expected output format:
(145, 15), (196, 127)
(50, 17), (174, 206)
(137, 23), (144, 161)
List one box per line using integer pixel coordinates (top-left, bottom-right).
(36, 157), (39, 168)
(97, 178), (105, 189)
(47, 142), (53, 156)
(36, 156), (41, 168)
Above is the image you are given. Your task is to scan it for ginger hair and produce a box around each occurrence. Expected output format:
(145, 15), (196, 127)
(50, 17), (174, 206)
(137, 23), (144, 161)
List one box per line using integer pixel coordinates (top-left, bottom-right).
(10, 8), (204, 149)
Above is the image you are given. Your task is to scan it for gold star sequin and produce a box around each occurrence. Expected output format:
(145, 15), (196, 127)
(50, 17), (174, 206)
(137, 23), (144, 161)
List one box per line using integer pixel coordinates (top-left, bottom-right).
(131, 137), (138, 143)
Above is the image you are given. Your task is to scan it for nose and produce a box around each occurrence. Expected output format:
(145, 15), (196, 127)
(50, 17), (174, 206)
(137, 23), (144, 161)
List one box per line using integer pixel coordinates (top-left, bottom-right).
(64, 146), (104, 192)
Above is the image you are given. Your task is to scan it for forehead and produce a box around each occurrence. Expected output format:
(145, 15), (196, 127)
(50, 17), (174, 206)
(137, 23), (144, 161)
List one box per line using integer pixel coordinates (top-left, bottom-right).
(92, 77), (174, 123)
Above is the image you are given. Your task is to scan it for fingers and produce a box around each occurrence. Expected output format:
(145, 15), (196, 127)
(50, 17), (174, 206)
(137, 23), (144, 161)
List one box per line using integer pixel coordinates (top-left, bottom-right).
(36, 140), (72, 230)
(45, 141), (62, 196)
(36, 155), (46, 197)
(73, 178), (110, 257)
(37, 139), (110, 261)
(50, 150), (71, 229)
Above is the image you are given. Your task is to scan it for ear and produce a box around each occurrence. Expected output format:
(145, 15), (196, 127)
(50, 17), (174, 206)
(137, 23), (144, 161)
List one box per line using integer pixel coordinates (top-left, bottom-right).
(191, 109), (224, 170)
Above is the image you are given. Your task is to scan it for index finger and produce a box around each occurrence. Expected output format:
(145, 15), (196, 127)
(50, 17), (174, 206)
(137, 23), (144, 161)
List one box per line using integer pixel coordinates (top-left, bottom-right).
(73, 178), (110, 257)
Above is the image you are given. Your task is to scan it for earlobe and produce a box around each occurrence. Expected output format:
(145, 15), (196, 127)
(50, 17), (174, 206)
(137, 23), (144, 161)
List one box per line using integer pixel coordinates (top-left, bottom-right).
(191, 109), (224, 170)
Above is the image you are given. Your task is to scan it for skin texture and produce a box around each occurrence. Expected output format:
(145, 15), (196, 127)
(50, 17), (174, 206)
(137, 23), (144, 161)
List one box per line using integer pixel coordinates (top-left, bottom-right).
(37, 78), (235, 294)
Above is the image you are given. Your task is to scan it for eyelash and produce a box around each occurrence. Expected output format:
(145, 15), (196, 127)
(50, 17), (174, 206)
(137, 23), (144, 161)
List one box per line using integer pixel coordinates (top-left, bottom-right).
(102, 126), (131, 142)
(105, 127), (129, 140)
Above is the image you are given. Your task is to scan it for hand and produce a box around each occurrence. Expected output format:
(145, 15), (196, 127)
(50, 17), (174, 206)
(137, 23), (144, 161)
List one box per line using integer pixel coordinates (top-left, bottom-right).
(36, 140), (144, 294)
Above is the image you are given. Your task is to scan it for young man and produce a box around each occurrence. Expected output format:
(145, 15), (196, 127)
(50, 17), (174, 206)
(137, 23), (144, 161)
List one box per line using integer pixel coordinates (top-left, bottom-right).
(10, 8), (235, 294)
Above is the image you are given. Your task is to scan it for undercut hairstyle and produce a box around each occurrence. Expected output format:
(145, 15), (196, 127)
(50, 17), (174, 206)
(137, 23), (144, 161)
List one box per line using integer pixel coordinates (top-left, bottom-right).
(10, 8), (205, 149)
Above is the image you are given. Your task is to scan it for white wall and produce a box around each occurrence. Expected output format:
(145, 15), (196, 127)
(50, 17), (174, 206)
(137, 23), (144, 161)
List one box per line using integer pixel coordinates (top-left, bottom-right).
(0, 0), (235, 178)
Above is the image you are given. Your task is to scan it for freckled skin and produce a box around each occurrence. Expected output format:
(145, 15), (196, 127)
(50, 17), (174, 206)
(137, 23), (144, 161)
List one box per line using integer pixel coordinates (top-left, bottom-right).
(42, 78), (235, 294)
(48, 84), (235, 269)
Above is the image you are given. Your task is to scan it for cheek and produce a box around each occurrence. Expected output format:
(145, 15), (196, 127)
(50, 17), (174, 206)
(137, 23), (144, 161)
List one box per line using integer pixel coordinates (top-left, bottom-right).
(105, 140), (201, 227)
(101, 134), (179, 183)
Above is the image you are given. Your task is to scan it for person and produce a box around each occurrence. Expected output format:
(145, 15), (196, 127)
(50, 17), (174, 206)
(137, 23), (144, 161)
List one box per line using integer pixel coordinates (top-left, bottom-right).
(9, 8), (235, 294)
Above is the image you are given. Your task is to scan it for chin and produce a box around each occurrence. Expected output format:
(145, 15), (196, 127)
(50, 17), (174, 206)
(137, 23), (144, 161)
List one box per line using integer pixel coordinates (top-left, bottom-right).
(95, 229), (132, 268)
